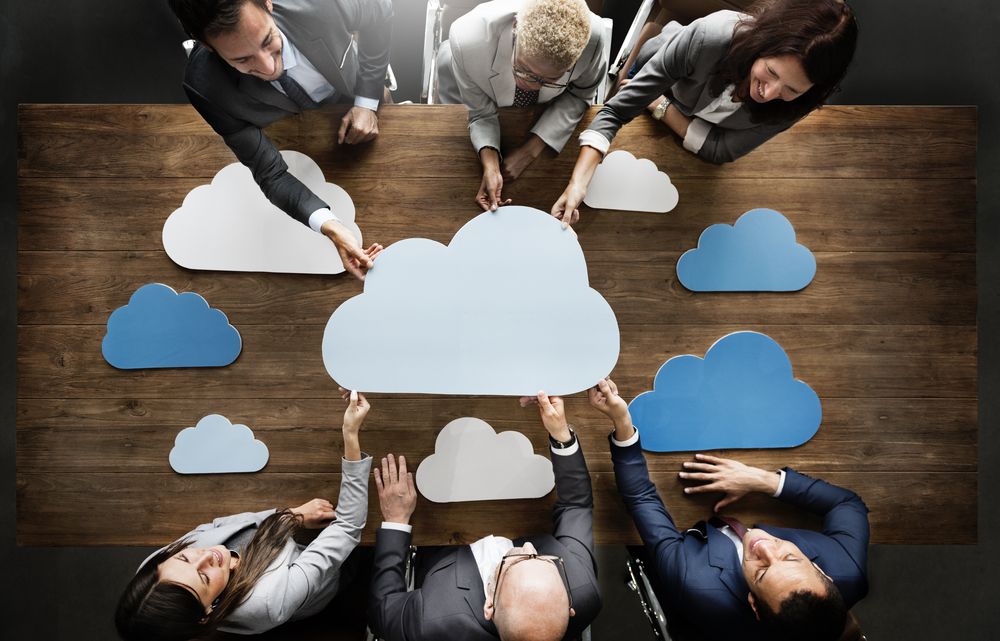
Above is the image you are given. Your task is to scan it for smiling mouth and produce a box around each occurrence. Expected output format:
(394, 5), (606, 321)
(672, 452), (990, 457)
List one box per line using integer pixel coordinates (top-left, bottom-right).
(756, 79), (765, 100)
(212, 549), (224, 566)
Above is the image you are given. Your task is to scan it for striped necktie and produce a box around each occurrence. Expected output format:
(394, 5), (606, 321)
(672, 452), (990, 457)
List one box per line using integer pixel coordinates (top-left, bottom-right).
(277, 70), (319, 110)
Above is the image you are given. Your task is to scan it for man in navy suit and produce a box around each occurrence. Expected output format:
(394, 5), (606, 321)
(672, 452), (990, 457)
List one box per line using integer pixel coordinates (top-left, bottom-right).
(589, 378), (869, 641)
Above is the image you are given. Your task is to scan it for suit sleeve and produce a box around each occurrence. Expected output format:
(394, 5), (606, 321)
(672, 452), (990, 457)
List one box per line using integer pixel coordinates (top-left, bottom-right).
(551, 445), (597, 572)
(261, 455), (373, 624)
(610, 436), (688, 601)
(339, 0), (393, 102)
(449, 33), (502, 153)
(368, 527), (424, 641)
(192, 509), (278, 534)
(778, 468), (870, 576)
(694, 117), (796, 163)
(184, 83), (329, 226)
(531, 23), (608, 152)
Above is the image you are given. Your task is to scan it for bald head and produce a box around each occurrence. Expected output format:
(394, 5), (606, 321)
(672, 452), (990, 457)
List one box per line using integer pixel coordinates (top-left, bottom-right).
(489, 556), (572, 641)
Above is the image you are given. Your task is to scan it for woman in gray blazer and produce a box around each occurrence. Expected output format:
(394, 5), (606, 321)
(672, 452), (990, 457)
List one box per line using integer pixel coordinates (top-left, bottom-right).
(115, 390), (374, 640)
(552, 0), (858, 224)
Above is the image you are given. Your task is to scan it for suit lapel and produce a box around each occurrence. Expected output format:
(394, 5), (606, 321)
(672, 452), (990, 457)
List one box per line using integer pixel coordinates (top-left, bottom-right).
(456, 546), (498, 636)
(706, 525), (751, 603)
(273, 8), (353, 99)
(238, 74), (300, 112)
(489, 21), (516, 106)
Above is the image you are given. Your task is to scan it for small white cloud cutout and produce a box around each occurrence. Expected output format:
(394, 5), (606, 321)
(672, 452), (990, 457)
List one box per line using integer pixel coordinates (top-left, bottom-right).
(322, 206), (620, 396)
(162, 151), (362, 274)
(415, 417), (555, 502)
(169, 414), (270, 474)
(583, 150), (679, 213)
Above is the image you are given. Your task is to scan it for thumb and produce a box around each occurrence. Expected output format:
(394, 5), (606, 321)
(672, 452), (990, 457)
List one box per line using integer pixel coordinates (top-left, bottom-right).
(338, 116), (351, 144)
(536, 390), (552, 412)
(345, 241), (373, 268)
(349, 389), (359, 407)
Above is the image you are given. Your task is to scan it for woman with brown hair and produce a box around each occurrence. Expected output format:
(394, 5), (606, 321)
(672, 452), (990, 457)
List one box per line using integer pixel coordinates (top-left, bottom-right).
(552, 0), (858, 224)
(114, 390), (373, 640)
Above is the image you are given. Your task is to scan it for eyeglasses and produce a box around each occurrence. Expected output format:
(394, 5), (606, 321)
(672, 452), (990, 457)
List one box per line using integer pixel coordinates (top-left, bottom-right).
(511, 35), (571, 89)
(492, 552), (573, 612)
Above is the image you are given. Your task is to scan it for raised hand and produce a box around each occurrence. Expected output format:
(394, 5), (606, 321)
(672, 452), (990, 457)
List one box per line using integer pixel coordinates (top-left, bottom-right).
(291, 498), (336, 529)
(679, 453), (781, 512)
(374, 453), (417, 525)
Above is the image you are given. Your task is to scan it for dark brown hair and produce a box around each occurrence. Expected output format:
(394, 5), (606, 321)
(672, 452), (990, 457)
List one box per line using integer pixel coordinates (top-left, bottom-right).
(711, 0), (859, 123)
(755, 574), (848, 641)
(167, 0), (269, 43)
(115, 510), (302, 641)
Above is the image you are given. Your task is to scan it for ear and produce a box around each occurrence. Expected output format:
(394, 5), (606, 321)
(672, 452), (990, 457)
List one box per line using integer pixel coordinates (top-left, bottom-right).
(265, 0), (274, 13)
(814, 561), (833, 582)
(569, 607), (576, 618)
(747, 592), (760, 620)
(483, 602), (494, 621)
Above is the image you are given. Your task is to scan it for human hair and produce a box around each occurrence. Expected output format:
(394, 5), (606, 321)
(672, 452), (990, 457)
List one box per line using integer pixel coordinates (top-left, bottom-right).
(516, 0), (592, 70)
(167, 0), (269, 43)
(711, 0), (859, 123)
(755, 576), (848, 641)
(115, 510), (302, 641)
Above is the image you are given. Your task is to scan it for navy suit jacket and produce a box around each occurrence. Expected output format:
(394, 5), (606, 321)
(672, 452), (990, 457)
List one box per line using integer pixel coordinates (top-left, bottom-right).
(368, 446), (602, 641)
(181, 0), (392, 226)
(611, 437), (869, 641)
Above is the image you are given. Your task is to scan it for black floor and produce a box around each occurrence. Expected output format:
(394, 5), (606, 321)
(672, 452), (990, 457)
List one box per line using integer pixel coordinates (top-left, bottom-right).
(2, 0), (997, 638)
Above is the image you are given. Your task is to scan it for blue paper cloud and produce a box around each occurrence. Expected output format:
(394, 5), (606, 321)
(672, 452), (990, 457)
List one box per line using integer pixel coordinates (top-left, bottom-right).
(628, 331), (821, 452)
(102, 283), (242, 369)
(676, 208), (816, 291)
(169, 414), (269, 474)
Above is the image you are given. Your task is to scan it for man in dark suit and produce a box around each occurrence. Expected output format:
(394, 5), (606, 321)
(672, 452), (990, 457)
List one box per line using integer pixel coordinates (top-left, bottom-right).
(167, 0), (391, 279)
(368, 392), (602, 641)
(589, 378), (869, 641)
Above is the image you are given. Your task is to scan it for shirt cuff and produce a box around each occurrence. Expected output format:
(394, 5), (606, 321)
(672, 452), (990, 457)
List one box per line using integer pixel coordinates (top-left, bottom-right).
(773, 470), (787, 497)
(354, 95), (380, 111)
(683, 118), (712, 154)
(550, 439), (580, 456)
(578, 129), (611, 155)
(611, 427), (640, 447)
(308, 208), (341, 234)
(380, 522), (413, 533)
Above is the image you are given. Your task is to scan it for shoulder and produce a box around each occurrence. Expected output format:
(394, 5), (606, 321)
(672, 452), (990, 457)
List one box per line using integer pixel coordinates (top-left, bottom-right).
(183, 44), (240, 102)
(450, 0), (514, 45)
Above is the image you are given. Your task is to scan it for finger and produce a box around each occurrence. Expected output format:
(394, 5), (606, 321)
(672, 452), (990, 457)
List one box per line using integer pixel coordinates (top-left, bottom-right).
(683, 482), (720, 495)
(346, 243), (373, 269)
(398, 455), (408, 479)
(597, 378), (612, 396)
(682, 462), (716, 472)
(536, 390), (552, 412)
(570, 208), (580, 225)
(477, 194), (491, 212)
(519, 395), (537, 407)
(374, 467), (384, 492)
(677, 471), (714, 481)
(715, 496), (739, 512)
(608, 378), (619, 395)
(338, 117), (350, 145)
(695, 453), (727, 464)
(387, 453), (398, 484)
(406, 472), (416, 495)
(350, 389), (359, 406)
(357, 392), (369, 408)
(341, 253), (365, 281)
(500, 197), (512, 206)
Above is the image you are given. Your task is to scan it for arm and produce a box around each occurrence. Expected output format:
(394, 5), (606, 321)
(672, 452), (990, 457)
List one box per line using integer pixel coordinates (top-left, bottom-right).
(192, 509), (278, 535)
(694, 118), (797, 164)
(336, 0), (393, 145)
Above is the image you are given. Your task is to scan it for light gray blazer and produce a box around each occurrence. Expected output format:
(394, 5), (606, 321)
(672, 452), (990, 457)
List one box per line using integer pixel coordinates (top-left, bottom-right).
(436, 0), (609, 153)
(588, 10), (799, 163)
(139, 456), (372, 635)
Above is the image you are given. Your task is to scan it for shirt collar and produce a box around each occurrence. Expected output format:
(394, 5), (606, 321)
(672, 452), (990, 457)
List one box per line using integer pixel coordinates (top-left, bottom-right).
(278, 28), (298, 73)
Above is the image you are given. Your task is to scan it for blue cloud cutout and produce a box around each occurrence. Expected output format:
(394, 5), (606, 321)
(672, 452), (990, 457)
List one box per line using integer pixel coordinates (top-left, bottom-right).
(628, 331), (821, 452)
(102, 283), (242, 369)
(676, 208), (816, 291)
(169, 414), (269, 474)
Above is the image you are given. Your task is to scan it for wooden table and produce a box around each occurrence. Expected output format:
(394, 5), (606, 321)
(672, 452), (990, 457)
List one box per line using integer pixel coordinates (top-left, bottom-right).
(16, 104), (976, 546)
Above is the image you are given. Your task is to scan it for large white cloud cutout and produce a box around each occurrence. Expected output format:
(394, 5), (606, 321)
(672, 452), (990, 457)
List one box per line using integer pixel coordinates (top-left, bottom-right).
(322, 206), (620, 395)
(415, 417), (555, 502)
(162, 150), (362, 274)
(583, 150), (679, 213)
(169, 414), (270, 474)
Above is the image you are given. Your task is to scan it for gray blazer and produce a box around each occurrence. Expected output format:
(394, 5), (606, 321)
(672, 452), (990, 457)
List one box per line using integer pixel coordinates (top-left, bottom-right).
(588, 10), (798, 163)
(436, 0), (609, 153)
(139, 456), (372, 635)
(182, 0), (392, 226)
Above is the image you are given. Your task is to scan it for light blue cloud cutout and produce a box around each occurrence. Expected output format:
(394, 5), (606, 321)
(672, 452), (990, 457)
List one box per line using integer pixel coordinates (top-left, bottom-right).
(102, 283), (242, 369)
(169, 414), (269, 474)
(628, 331), (821, 452)
(676, 208), (816, 291)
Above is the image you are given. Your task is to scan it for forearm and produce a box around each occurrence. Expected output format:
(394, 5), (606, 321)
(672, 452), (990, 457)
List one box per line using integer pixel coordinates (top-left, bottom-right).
(567, 145), (603, 192)
(342, 428), (362, 462)
(648, 100), (692, 139)
(479, 146), (502, 175)
(612, 414), (636, 442)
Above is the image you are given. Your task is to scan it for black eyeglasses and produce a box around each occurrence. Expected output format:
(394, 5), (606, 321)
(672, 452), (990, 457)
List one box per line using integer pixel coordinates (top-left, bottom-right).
(493, 553), (573, 612)
(511, 34), (571, 89)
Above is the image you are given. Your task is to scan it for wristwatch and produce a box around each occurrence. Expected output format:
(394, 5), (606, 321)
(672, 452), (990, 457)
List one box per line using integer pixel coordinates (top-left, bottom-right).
(549, 427), (577, 449)
(652, 97), (671, 121)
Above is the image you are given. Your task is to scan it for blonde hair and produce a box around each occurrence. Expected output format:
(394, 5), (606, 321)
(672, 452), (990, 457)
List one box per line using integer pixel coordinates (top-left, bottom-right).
(516, 0), (592, 70)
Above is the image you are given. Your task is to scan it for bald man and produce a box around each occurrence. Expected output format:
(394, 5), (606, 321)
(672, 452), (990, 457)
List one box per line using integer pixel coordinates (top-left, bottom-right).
(368, 392), (602, 641)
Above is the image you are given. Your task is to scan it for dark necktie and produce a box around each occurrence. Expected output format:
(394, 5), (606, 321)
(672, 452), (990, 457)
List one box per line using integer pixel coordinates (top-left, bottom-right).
(513, 86), (540, 107)
(277, 70), (319, 110)
(710, 515), (749, 540)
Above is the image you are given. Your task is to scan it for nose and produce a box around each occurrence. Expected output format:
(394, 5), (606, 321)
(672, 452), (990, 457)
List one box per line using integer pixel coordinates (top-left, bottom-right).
(522, 542), (537, 554)
(193, 548), (215, 568)
(255, 51), (275, 75)
(755, 539), (779, 561)
(764, 83), (780, 101)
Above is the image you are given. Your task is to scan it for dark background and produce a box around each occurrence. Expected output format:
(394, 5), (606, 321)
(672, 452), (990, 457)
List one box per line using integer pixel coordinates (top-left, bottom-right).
(1, 0), (996, 638)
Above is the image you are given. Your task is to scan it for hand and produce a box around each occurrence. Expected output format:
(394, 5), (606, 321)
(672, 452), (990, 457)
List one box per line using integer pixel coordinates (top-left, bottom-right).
(679, 453), (781, 512)
(338, 106), (379, 144)
(533, 391), (572, 443)
(321, 219), (383, 281)
(374, 454), (417, 525)
(338, 387), (370, 435)
(588, 377), (631, 426)
(291, 498), (336, 529)
(551, 181), (586, 227)
(476, 168), (511, 212)
(501, 138), (544, 182)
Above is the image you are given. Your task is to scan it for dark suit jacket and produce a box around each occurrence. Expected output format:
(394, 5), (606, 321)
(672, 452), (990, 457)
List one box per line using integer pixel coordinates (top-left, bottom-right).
(181, 0), (392, 226)
(611, 437), (869, 641)
(369, 446), (602, 641)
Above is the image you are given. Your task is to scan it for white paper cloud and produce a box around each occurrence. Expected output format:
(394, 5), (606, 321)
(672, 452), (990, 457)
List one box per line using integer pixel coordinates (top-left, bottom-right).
(162, 151), (362, 274)
(583, 150), (679, 213)
(415, 417), (555, 502)
(169, 414), (269, 474)
(322, 206), (620, 395)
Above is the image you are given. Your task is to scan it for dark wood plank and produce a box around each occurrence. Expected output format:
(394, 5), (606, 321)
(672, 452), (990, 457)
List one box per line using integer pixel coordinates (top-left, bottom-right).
(15, 471), (975, 546)
(17, 250), (976, 326)
(16, 324), (976, 400)
(17, 177), (977, 253)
